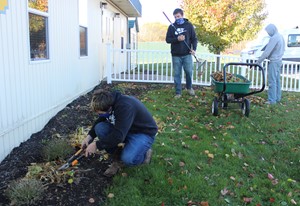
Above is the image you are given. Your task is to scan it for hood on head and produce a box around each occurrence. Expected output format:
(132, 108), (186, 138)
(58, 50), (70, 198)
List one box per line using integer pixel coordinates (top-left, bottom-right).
(265, 24), (278, 37)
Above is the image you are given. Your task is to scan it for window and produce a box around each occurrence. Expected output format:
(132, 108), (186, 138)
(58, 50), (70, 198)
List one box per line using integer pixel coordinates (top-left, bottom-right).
(288, 34), (300, 47)
(80, 26), (88, 56)
(79, 0), (88, 57)
(28, 0), (49, 61)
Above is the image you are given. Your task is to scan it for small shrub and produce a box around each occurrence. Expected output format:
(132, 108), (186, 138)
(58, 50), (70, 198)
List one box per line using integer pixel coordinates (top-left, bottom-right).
(42, 138), (73, 161)
(6, 178), (45, 205)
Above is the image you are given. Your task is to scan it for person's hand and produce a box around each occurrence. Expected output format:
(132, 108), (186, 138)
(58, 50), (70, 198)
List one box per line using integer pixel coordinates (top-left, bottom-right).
(85, 142), (97, 157)
(190, 49), (196, 56)
(81, 135), (93, 149)
(177, 35), (185, 41)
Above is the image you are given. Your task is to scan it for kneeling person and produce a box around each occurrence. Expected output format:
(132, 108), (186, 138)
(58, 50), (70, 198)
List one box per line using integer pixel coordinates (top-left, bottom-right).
(81, 90), (158, 177)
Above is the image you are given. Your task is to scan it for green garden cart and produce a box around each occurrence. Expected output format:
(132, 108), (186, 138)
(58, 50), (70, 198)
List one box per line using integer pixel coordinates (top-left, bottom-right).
(211, 62), (265, 117)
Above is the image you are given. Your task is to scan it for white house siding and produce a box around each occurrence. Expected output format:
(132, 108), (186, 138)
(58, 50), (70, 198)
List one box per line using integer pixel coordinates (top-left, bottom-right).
(0, 0), (103, 162)
(101, 3), (129, 78)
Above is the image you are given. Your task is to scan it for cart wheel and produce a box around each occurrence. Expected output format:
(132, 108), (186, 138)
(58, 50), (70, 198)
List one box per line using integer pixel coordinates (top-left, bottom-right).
(222, 94), (228, 109)
(241, 99), (250, 117)
(212, 97), (219, 116)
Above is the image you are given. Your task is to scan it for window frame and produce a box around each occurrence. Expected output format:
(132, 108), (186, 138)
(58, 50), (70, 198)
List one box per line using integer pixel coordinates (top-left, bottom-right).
(28, 4), (50, 62)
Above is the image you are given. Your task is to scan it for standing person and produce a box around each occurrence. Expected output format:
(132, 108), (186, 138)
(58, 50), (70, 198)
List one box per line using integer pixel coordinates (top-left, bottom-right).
(166, 8), (198, 98)
(81, 89), (158, 177)
(257, 23), (285, 104)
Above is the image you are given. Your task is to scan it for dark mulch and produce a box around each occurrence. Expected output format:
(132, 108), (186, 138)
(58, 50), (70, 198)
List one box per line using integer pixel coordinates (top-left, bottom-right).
(0, 82), (163, 206)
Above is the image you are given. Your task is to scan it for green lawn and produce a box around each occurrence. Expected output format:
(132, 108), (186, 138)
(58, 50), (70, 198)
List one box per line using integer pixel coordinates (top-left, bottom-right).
(104, 83), (300, 206)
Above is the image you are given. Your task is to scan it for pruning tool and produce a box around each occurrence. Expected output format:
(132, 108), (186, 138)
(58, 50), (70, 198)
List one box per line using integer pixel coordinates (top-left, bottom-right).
(57, 147), (86, 171)
(58, 138), (93, 171)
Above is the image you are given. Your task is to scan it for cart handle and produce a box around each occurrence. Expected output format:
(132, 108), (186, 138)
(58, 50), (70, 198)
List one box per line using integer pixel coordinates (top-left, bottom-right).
(222, 62), (265, 96)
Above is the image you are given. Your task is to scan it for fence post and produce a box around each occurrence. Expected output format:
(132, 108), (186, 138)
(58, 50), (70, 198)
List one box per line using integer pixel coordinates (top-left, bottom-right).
(240, 56), (247, 77)
(106, 43), (112, 84)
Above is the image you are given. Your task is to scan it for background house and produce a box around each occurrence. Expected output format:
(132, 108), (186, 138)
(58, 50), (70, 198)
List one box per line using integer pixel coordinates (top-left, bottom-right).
(0, 0), (141, 162)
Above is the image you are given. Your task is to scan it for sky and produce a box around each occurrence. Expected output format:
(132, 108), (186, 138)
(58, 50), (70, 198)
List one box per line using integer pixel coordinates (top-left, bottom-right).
(138, 0), (299, 32)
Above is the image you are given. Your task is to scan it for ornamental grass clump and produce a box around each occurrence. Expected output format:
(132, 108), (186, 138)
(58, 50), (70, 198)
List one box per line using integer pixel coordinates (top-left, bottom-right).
(6, 178), (45, 205)
(42, 138), (73, 161)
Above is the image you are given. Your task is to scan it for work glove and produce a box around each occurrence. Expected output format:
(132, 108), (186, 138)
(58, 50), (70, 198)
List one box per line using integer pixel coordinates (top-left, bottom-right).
(81, 135), (93, 149)
(85, 142), (97, 157)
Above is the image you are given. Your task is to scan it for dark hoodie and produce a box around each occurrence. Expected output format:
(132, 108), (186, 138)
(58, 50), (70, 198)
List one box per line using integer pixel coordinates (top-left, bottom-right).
(257, 24), (285, 64)
(166, 18), (198, 56)
(88, 91), (158, 150)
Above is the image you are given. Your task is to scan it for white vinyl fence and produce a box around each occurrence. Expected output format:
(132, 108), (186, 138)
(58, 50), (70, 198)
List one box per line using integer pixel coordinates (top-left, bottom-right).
(106, 44), (300, 92)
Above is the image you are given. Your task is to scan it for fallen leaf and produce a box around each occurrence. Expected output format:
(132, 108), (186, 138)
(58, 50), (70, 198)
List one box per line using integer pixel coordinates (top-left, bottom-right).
(107, 193), (114, 198)
(89, 198), (95, 203)
(238, 152), (243, 159)
(224, 198), (230, 203)
(192, 134), (199, 140)
(287, 178), (296, 183)
(268, 173), (274, 180)
(243, 197), (253, 203)
(200, 201), (209, 206)
(291, 199), (297, 205)
(179, 161), (185, 167)
(168, 177), (173, 185)
(208, 153), (214, 158)
(221, 188), (229, 196)
(269, 197), (275, 203)
(271, 179), (279, 185)
(230, 176), (235, 181)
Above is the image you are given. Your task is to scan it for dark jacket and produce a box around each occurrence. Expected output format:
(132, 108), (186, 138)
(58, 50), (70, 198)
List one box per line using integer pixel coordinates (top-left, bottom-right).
(166, 18), (198, 56)
(88, 91), (158, 150)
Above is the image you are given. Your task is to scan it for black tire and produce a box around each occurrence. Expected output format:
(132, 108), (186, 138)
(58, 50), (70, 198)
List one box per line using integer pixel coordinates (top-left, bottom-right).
(212, 97), (219, 116)
(241, 99), (250, 117)
(221, 94), (228, 109)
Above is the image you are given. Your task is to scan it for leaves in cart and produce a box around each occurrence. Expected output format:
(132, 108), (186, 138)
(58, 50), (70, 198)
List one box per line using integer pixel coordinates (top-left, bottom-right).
(211, 71), (248, 83)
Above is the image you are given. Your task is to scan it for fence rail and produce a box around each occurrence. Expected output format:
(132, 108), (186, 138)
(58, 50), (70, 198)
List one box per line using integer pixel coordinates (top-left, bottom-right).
(106, 44), (300, 92)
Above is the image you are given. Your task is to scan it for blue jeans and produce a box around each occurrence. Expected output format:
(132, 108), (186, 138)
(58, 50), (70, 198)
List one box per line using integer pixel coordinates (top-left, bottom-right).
(267, 61), (282, 103)
(172, 55), (193, 95)
(95, 122), (155, 166)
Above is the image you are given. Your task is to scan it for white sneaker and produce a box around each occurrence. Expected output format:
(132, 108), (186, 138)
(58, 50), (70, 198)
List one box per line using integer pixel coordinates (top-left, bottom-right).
(174, 94), (182, 98)
(187, 88), (195, 96)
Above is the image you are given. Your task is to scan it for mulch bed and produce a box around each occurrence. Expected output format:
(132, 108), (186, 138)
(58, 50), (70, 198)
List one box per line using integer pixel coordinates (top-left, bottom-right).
(0, 82), (162, 206)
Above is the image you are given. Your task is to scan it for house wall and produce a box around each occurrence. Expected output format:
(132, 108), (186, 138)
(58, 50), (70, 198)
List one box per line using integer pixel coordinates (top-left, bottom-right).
(101, 2), (128, 76)
(0, 0), (104, 162)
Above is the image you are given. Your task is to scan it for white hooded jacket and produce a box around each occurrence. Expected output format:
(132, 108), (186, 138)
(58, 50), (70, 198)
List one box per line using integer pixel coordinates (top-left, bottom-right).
(257, 24), (285, 64)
